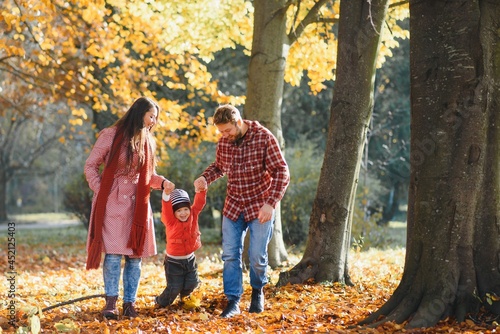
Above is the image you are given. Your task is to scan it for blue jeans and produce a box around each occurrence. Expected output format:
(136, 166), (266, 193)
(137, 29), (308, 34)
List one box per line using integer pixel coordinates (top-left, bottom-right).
(103, 254), (142, 303)
(221, 213), (274, 301)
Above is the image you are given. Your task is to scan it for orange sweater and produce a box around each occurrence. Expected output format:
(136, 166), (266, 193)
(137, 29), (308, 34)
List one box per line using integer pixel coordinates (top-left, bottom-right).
(161, 190), (206, 257)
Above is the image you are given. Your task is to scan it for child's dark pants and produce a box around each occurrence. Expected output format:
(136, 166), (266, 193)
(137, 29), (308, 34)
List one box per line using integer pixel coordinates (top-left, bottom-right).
(156, 254), (199, 307)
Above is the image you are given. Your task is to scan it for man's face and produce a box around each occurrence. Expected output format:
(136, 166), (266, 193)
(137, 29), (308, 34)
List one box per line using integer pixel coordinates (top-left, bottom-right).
(216, 121), (243, 143)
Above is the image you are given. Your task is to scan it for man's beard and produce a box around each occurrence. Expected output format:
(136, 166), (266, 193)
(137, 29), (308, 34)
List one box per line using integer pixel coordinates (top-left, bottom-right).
(228, 127), (243, 143)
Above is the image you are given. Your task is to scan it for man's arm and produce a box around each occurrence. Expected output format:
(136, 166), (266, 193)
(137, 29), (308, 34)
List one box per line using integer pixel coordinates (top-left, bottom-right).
(264, 133), (290, 208)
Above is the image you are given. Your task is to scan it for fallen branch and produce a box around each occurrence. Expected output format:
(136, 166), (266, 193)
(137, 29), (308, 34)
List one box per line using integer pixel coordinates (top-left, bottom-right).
(42, 294), (105, 312)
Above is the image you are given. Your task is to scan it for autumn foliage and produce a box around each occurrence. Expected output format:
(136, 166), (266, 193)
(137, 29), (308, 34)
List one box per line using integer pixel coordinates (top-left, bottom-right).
(0, 0), (409, 151)
(0, 226), (497, 333)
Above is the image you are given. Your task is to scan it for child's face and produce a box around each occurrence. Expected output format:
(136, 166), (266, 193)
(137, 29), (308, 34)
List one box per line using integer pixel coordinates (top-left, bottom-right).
(174, 207), (191, 222)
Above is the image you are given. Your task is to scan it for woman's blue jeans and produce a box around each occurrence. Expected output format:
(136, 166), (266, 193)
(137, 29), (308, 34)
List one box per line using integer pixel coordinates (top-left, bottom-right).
(221, 213), (274, 301)
(103, 254), (142, 303)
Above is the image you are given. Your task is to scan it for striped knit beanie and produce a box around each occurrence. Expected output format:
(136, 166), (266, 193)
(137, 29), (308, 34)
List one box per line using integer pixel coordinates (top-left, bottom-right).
(171, 189), (191, 213)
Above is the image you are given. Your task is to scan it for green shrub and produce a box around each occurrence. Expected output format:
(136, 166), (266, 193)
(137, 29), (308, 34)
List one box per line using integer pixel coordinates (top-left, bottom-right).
(351, 181), (405, 250)
(281, 140), (399, 250)
(281, 140), (321, 246)
(62, 173), (93, 229)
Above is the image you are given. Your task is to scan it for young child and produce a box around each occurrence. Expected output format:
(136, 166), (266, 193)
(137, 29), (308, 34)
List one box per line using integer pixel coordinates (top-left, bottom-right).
(155, 187), (207, 307)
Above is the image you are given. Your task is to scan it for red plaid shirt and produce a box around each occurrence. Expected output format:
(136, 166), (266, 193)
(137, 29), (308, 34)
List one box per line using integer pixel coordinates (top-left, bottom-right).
(202, 120), (290, 222)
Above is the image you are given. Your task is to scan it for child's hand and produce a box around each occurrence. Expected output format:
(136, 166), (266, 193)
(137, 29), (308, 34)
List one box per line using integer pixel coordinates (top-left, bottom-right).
(162, 191), (170, 202)
(194, 177), (207, 193)
(163, 179), (175, 194)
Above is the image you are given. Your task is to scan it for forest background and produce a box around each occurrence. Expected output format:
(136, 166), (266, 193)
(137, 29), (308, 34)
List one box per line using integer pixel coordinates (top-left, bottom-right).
(1, 0), (409, 247)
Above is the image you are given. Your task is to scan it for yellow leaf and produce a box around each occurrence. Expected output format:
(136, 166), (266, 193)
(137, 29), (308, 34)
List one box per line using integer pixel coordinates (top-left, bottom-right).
(54, 318), (80, 333)
(29, 315), (41, 334)
(465, 319), (475, 326)
(182, 294), (201, 310)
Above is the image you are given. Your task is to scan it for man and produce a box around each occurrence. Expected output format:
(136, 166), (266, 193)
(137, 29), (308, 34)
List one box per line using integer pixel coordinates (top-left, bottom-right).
(194, 104), (290, 318)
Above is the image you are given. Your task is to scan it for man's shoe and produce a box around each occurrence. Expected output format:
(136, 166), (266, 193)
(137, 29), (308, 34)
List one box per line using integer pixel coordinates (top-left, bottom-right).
(249, 288), (264, 313)
(220, 300), (240, 318)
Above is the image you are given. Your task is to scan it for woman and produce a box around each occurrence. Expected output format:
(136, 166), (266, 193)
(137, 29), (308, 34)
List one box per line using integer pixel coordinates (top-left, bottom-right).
(84, 97), (175, 319)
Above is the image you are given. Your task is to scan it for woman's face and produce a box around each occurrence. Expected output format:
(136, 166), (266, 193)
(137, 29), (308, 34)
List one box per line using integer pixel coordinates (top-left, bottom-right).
(143, 108), (158, 130)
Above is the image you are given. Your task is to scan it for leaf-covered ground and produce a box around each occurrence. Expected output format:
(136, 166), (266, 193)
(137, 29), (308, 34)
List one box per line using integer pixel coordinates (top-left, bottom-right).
(0, 225), (498, 333)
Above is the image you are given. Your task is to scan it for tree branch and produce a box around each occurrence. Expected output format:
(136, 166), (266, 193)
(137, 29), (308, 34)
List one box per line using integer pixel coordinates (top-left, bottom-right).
(389, 1), (409, 9)
(288, 0), (332, 45)
(42, 294), (105, 312)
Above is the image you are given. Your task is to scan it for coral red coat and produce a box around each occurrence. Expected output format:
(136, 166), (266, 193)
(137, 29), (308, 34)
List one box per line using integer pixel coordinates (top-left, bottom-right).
(84, 127), (164, 257)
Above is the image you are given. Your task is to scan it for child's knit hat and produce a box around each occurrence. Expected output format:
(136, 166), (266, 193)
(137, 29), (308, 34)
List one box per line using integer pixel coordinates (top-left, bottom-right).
(171, 189), (191, 213)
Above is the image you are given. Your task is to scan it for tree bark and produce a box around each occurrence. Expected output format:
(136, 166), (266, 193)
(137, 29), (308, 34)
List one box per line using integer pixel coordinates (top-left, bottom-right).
(277, 0), (389, 286)
(244, 0), (290, 268)
(360, 0), (500, 328)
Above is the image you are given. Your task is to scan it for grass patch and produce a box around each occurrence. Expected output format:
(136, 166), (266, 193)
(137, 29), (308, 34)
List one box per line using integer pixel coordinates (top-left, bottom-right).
(387, 220), (407, 247)
(19, 225), (88, 247)
(9, 212), (77, 223)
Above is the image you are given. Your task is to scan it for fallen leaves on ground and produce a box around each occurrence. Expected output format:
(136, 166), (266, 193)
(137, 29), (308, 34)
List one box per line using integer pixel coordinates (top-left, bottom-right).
(0, 239), (498, 333)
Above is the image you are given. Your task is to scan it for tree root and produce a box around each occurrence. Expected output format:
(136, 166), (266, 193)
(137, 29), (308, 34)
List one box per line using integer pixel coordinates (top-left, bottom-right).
(276, 259), (318, 287)
(42, 294), (105, 312)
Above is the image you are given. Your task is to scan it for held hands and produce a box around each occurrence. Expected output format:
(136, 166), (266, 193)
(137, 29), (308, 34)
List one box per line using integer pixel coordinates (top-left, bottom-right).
(258, 204), (274, 223)
(162, 179), (175, 195)
(194, 176), (208, 193)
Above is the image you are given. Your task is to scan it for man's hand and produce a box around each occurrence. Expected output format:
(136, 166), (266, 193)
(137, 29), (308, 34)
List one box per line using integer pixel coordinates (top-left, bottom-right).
(258, 204), (274, 223)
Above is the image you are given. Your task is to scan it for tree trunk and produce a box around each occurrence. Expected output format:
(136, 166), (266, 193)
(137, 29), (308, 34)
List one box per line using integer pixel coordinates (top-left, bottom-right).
(244, 0), (290, 268)
(360, 0), (500, 328)
(277, 0), (389, 286)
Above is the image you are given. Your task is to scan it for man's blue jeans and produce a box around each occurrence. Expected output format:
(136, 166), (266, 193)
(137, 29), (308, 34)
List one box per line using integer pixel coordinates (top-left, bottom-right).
(221, 213), (274, 301)
(103, 254), (142, 303)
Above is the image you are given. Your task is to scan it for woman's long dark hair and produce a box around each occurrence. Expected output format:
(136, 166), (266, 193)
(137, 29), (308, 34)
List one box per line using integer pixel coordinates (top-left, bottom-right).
(111, 97), (160, 171)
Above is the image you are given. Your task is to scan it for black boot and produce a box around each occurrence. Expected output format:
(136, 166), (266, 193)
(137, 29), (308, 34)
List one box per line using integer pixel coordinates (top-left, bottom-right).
(220, 300), (240, 318)
(249, 288), (264, 313)
(102, 296), (119, 319)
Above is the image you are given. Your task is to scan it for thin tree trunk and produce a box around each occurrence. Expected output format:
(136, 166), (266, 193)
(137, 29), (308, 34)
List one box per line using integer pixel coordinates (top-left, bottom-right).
(277, 0), (389, 286)
(360, 0), (500, 328)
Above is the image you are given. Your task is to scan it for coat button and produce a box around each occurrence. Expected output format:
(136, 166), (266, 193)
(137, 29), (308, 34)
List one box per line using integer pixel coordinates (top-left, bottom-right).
(123, 195), (128, 199)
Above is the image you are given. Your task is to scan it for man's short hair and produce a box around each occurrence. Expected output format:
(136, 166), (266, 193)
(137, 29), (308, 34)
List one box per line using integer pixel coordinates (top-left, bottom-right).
(213, 104), (241, 125)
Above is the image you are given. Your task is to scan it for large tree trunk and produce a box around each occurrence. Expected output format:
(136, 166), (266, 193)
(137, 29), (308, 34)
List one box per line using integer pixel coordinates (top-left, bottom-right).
(277, 0), (389, 286)
(360, 0), (500, 329)
(243, 0), (290, 268)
